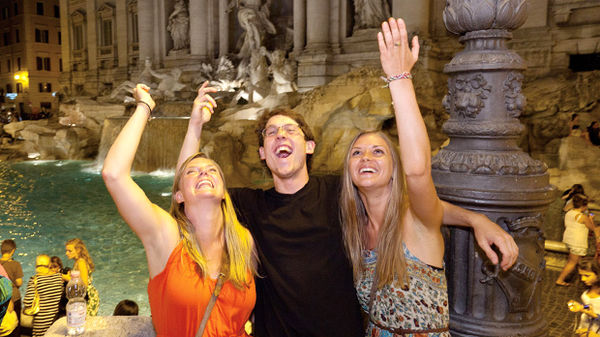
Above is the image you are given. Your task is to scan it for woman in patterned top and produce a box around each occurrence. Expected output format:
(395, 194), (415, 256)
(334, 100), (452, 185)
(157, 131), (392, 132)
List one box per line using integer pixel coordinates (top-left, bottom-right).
(340, 18), (464, 336)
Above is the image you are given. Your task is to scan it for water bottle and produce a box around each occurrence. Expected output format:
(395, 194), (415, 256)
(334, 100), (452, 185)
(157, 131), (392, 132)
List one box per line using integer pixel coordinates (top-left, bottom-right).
(66, 270), (87, 335)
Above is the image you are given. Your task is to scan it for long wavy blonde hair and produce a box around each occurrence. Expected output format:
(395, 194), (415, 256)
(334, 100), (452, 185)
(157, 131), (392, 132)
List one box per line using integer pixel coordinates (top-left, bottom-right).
(66, 238), (95, 273)
(170, 153), (256, 288)
(340, 131), (410, 289)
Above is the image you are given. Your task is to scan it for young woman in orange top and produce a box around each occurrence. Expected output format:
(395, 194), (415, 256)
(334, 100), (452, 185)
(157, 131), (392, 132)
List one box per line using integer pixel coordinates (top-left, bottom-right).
(102, 83), (256, 337)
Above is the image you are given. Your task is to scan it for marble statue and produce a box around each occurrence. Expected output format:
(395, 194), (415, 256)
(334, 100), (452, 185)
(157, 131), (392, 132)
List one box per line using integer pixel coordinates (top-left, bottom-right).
(228, 0), (276, 59)
(108, 59), (157, 102)
(265, 49), (297, 94)
(192, 56), (240, 92)
(167, 0), (190, 51)
(231, 48), (270, 103)
(354, 0), (391, 31)
(148, 67), (186, 99)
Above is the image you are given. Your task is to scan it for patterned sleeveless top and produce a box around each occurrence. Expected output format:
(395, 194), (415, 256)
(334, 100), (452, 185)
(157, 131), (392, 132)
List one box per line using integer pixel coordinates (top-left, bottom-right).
(356, 245), (450, 337)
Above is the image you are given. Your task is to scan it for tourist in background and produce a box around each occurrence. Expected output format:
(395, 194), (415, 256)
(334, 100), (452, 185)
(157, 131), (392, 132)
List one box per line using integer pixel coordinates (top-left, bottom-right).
(102, 83), (256, 337)
(22, 254), (63, 337)
(0, 263), (17, 337)
(113, 299), (138, 316)
(64, 239), (99, 316)
(0, 263), (11, 323)
(0, 298), (17, 337)
(563, 184), (586, 212)
(50, 256), (67, 320)
(0, 239), (23, 337)
(570, 257), (600, 336)
(557, 194), (597, 286)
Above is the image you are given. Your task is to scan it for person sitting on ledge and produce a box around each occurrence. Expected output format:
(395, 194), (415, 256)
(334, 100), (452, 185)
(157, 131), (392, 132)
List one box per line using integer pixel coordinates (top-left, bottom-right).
(102, 83), (256, 337)
(64, 238), (99, 316)
(22, 254), (63, 337)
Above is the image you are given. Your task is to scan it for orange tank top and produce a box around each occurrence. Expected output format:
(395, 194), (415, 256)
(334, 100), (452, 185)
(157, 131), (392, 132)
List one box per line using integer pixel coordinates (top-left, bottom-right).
(147, 241), (256, 337)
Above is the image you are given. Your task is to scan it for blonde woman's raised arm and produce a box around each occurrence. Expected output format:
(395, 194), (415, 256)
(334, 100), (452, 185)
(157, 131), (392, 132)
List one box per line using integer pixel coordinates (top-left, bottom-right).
(378, 18), (442, 229)
(101, 84), (178, 266)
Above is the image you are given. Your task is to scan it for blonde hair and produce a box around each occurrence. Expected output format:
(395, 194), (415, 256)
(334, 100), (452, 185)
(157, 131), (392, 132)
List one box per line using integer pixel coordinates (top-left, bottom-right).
(340, 131), (410, 289)
(170, 153), (256, 288)
(66, 238), (95, 273)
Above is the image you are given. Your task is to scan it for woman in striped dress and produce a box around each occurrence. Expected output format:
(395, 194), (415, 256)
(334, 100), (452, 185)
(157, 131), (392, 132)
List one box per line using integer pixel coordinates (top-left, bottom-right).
(23, 254), (63, 337)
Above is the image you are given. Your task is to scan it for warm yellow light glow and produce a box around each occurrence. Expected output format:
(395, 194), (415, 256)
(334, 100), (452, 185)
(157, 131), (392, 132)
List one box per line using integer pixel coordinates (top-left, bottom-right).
(13, 71), (29, 89)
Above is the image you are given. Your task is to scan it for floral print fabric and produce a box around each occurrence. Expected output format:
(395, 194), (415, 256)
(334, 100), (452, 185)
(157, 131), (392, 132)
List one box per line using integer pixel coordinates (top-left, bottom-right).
(356, 245), (450, 337)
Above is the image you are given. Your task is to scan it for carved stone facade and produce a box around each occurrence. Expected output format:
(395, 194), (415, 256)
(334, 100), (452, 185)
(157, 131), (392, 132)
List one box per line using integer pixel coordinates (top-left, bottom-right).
(57, 0), (600, 99)
(60, 0), (138, 96)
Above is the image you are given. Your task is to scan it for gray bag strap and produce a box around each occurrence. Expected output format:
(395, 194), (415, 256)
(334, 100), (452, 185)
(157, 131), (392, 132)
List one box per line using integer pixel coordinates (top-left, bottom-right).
(195, 273), (226, 337)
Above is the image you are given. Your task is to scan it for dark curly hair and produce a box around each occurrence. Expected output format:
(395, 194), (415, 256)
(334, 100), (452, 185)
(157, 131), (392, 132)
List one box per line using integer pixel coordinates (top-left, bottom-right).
(578, 257), (600, 287)
(255, 107), (315, 172)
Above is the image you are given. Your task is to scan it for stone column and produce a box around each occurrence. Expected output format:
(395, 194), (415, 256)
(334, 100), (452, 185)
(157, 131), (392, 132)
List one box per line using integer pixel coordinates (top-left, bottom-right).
(85, 0), (97, 71)
(59, 0), (70, 74)
(305, 0), (329, 51)
(58, 0), (73, 94)
(219, 0), (229, 57)
(293, 0), (306, 54)
(189, 0), (208, 57)
(115, 0), (128, 69)
(329, 0), (340, 53)
(207, 0), (217, 58)
(138, 0), (154, 66)
(432, 1), (553, 336)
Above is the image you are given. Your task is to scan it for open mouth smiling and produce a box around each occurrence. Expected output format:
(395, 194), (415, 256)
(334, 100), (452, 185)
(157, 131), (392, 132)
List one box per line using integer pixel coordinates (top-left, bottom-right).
(275, 145), (293, 158)
(359, 167), (377, 174)
(196, 178), (214, 189)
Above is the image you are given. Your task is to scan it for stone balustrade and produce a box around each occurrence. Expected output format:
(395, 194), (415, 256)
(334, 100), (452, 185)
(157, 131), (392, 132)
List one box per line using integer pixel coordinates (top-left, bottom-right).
(45, 316), (155, 337)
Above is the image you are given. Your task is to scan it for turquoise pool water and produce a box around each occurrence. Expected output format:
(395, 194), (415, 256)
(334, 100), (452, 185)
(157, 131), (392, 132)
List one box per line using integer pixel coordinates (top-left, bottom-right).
(0, 160), (175, 316)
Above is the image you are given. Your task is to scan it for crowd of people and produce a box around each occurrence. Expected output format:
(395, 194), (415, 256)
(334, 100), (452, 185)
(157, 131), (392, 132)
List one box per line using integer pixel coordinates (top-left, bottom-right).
(99, 17), (519, 337)
(0, 238), (139, 337)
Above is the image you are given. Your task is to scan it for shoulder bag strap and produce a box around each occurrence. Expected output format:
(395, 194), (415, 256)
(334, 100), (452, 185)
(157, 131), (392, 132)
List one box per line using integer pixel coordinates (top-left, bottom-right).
(195, 273), (226, 337)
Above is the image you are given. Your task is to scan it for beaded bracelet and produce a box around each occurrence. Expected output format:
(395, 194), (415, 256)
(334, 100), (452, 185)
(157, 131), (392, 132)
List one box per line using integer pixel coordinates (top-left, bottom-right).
(381, 72), (413, 87)
(137, 101), (153, 121)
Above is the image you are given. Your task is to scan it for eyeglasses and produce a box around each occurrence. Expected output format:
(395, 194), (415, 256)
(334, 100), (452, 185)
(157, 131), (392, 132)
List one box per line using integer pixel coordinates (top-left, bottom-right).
(262, 124), (303, 138)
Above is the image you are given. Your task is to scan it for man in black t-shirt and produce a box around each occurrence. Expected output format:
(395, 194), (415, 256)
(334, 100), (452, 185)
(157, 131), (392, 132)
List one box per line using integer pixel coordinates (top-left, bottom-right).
(178, 90), (518, 337)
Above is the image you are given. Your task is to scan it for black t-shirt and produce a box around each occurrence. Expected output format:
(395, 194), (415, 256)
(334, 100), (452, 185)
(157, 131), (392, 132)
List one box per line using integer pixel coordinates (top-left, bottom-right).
(230, 175), (363, 337)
